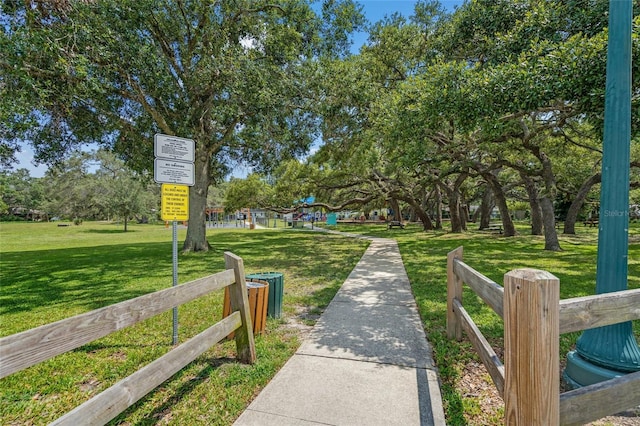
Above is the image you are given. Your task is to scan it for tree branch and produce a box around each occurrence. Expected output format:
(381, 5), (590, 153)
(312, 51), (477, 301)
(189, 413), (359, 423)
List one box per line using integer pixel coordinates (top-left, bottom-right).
(148, 11), (185, 82)
(267, 193), (379, 214)
(558, 131), (603, 154)
(126, 74), (173, 134)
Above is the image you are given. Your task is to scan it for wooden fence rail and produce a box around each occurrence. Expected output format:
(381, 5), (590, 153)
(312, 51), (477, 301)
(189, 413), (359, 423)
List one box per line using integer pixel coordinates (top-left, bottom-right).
(447, 246), (640, 425)
(0, 251), (256, 425)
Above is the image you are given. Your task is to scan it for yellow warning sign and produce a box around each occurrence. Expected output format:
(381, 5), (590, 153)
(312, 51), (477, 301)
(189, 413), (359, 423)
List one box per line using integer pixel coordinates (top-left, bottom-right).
(161, 184), (189, 221)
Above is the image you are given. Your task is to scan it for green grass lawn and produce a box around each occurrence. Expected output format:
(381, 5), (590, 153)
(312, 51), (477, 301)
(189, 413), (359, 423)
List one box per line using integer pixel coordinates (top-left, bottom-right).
(1, 220), (638, 425)
(0, 221), (369, 425)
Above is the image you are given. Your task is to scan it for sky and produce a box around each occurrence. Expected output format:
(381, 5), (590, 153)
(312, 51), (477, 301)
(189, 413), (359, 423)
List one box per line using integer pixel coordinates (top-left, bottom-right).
(357, 0), (462, 24)
(13, 0), (464, 178)
(350, 0), (463, 51)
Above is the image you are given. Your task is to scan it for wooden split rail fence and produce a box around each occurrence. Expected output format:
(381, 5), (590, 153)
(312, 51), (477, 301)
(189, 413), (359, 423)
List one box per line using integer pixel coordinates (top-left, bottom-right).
(447, 246), (640, 425)
(0, 252), (257, 425)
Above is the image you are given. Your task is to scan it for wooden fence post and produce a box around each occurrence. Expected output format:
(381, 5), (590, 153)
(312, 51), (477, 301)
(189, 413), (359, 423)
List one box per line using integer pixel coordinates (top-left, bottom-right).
(224, 252), (256, 364)
(504, 269), (559, 425)
(447, 246), (464, 341)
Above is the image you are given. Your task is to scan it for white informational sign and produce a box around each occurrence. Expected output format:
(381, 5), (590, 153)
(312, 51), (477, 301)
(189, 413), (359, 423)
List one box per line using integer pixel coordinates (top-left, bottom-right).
(154, 134), (195, 163)
(153, 133), (195, 186)
(154, 158), (195, 186)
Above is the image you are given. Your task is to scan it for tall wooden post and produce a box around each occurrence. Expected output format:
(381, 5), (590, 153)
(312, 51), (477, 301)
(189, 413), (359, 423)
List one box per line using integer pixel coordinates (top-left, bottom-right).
(224, 252), (256, 364)
(447, 247), (464, 341)
(504, 269), (559, 425)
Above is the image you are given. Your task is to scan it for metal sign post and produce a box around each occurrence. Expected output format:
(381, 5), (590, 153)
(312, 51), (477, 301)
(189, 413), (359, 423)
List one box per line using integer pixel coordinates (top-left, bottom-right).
(154, 134), (195, 345)
(172, 220), (178, 345)
(160, 184), (189, 345)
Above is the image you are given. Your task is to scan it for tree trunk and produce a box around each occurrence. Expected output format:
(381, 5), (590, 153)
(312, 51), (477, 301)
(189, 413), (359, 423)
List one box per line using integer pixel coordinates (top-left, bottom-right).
(440, 173), (469, 233)
(183, 146), (211, 252)
(541, 196), (562, 251)
(124, 216), (128, 232)
(389, 198), (401, 222)
(413, 203), (434, 231)
(564, 173), (601, 234)
(409, 207), (417, 222)
(434, 185), (443, 230)
(459, 204), (469, 230)
(483, 171), (516, 237)
(539, 151), (562, 251)
(418, 189), (429, 223)
(530, 198), (543, 236)
(448, 189), (463, 233)
(471, 207), (479, 222)
(521, 173), (543, 235)
(478, 185), (493, 230)
(394, 195), (433, 230)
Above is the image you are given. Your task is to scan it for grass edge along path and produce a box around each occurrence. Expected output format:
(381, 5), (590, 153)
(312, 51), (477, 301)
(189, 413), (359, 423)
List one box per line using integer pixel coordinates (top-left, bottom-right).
(0, 222), (369, 425)
(325, 222), (640, 426)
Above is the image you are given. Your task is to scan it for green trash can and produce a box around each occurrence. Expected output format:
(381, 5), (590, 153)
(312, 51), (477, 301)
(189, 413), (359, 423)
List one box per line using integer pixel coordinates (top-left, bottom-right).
(246, 272), (284, 318)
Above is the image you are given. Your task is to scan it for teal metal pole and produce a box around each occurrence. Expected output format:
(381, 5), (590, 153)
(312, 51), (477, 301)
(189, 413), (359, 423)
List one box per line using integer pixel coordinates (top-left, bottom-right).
(564, 0), (640, 387)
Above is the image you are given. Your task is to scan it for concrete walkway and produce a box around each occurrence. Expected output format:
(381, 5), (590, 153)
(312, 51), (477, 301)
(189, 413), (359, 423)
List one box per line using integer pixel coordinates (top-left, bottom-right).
(234, 237), (446, 426)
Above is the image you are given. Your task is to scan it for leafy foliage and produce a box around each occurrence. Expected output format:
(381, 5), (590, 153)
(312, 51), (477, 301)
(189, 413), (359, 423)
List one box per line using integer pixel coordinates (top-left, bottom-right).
(1, 0), (365, 250)
(300, 0), (639, 247)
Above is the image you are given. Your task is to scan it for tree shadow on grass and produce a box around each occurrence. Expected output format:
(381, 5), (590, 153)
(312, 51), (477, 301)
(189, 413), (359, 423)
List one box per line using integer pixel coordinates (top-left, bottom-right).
(111, 356), (238, 426)
(74, 341), (174, 353)
(213, 230), (366, 270)
(1, 229), (369, 336)
(82, 229), (138, 234)
(0, 242), (174, 319)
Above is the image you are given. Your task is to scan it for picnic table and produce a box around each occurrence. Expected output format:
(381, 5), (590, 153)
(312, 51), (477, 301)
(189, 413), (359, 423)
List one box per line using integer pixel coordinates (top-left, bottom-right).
(387, 221), (405, 230)
(480, 224), (503, 234)
(583, 218), (599, 227)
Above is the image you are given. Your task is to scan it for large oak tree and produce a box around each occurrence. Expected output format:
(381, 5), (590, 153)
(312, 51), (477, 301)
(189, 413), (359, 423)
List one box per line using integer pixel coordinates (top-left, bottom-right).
(1, 0), (363, 251)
